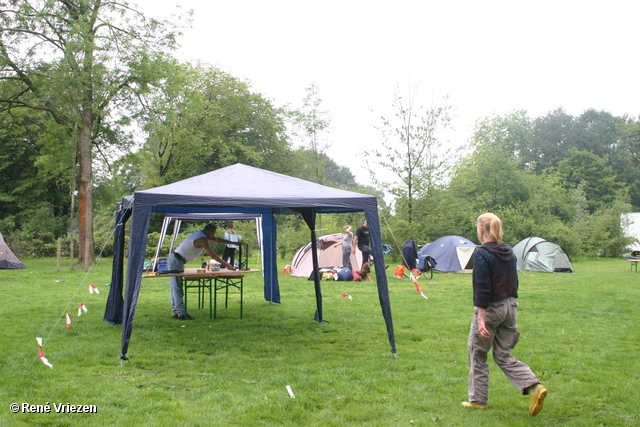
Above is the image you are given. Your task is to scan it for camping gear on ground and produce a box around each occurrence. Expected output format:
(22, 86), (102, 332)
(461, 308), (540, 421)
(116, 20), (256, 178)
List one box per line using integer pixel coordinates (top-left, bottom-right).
(402, 239), (418, 270)
(290, 233), (363, 278)
(419, 255), (437, 279)
(105, 163), (396, 359)
(394, 265), (406, 278)
(336, 267), (353, 281)
(512, 237), (574, 273)
(0, 232), (26, 269)
(308, 267), (356, 281)
(322, 271), (336, 280)
(417, 235), (476, 273)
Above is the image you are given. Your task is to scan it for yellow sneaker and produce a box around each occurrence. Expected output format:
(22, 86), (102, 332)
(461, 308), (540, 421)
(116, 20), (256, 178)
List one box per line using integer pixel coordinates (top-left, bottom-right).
(528, 384), (548, 416)
(461, 401), (488, 410)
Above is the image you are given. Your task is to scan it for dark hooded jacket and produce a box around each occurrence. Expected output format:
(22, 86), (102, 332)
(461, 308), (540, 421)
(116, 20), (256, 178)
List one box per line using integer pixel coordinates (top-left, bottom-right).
(472, 242), (518, 309)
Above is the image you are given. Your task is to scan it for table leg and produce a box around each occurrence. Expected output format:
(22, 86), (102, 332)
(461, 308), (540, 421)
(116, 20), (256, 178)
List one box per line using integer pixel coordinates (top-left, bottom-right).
(209, 278), (213, 319)
(213, 280), (218, 319)
(225, 282), (229, 309)
(183, 279), (188, 316)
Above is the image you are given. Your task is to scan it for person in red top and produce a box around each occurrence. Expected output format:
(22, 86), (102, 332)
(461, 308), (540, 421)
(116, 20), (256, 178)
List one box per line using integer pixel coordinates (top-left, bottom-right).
(462, 213), (548, 416)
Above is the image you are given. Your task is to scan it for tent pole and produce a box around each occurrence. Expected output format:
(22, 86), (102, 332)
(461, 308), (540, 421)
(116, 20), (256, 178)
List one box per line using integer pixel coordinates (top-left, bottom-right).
(309, 223), (323, 323)
(152, 217), (169, 272)
(296, 208), (323, 323)
(169, 219), (181, 253)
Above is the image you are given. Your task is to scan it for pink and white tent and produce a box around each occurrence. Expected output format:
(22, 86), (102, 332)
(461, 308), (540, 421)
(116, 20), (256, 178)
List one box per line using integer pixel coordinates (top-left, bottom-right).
(290, 233), (362, 277)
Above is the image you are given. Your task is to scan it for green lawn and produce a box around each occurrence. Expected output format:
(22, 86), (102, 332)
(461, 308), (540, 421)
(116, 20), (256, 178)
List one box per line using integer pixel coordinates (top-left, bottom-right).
(1, 256), (638, 426)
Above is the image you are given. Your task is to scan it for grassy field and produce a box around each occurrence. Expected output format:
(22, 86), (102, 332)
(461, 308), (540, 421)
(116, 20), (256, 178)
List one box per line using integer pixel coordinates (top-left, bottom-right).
(0, 255), (638, 426)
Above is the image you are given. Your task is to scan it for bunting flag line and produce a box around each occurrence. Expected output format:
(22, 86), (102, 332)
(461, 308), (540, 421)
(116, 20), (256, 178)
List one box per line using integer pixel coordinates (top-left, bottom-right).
(78, 303), (88, 317)
(36, 337), (53, 369)
(89, 283), (100, 294)
(341, 293), (353, 301)
(410, 269), (428, 300)
(66, 313), (72, 330)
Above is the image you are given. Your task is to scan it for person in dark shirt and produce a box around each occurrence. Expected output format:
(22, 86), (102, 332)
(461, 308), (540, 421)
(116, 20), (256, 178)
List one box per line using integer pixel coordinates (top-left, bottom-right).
(462, 213), (548, 416)
(352, 220), (372, 266)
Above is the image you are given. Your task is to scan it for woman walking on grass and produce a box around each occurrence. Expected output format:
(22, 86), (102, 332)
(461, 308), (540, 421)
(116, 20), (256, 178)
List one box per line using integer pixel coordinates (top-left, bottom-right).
(462, 213), (548, 416)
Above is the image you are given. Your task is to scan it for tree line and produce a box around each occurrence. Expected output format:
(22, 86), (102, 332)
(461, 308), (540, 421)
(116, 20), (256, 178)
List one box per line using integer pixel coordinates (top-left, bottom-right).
(0, 1), (366, 263)
(0, 1), (636, 263)
(374, 107), (639, 259)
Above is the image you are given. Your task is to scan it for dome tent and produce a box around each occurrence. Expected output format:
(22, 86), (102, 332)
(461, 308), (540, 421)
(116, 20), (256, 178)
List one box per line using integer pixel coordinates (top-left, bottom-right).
(417, 235), (476, 273)
(0, 232), (26, 269)
(512, 237), (574, 273)
(290, 233), (363, 278)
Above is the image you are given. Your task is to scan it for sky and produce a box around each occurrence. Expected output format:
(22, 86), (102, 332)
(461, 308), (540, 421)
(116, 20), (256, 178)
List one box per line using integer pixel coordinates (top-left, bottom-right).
(133, 0), (640, 184)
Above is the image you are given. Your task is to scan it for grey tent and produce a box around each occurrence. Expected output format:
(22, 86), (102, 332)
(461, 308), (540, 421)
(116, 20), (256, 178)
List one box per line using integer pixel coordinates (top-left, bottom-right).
(104, 164), (396, 360)
(512, 237), (574, 273)
(0, 232), (26, 269)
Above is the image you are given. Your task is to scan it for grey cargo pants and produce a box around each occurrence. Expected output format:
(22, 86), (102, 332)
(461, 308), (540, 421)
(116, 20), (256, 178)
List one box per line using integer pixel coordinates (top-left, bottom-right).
(467, 297), (539, 405)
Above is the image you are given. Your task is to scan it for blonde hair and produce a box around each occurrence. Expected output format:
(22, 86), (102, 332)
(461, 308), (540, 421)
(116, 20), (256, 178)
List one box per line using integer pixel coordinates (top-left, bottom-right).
(343, 224), (351, 232)
(477, 213), (504, 245)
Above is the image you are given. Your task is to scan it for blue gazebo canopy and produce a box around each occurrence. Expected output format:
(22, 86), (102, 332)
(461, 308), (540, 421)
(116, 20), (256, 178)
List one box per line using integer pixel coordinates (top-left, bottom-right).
(104, 163), (395, 360)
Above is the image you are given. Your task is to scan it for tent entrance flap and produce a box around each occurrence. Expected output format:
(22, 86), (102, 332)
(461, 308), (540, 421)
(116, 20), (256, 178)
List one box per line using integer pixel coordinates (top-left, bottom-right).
(456, 246), (475, 270)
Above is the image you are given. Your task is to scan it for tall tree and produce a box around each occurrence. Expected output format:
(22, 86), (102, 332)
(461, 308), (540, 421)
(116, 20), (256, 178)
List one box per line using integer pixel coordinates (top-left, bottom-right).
(574, 109), (625, 159)
(613, 117), (640, 209)
(0, 0), (181, 266)
(0, 108), (69, 228)
(289, 82), (331, 184)
(556, 148), (623, 213)
(526, 108), (576, 172)
(367, 85), (452, 222)
(292, 149), (358, 190)
(139, 63), (291, 185)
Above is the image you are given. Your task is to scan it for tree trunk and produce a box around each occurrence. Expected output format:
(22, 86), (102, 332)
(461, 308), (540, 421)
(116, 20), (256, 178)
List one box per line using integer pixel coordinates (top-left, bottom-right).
(77, 109), (95, 267)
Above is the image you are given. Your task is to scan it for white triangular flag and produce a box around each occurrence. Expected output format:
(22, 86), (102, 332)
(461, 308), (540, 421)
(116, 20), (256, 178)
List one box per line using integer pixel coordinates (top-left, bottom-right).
(78, 303), (88, 316)
(36, 337), (53, 368)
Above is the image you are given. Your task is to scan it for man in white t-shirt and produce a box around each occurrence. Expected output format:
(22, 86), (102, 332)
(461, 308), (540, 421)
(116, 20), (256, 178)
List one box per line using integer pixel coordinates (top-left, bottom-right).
(167, 224), (234, 320)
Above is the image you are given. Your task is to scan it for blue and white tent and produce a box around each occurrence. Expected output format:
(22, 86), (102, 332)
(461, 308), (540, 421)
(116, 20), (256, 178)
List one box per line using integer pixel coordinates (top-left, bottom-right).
(417, 235), (477, 273)
(104, 164), (396, 360)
